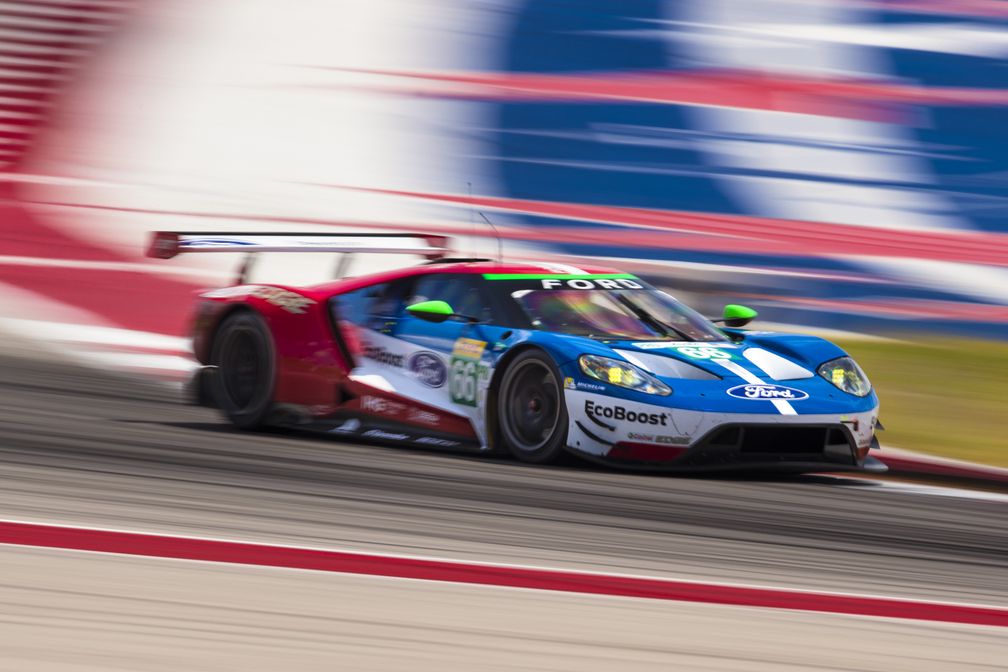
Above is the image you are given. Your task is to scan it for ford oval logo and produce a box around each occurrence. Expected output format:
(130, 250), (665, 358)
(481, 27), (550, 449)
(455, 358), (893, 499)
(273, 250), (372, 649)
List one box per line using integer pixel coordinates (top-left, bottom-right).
(726, 384), (809, 401)
(408, 351), (447, 388)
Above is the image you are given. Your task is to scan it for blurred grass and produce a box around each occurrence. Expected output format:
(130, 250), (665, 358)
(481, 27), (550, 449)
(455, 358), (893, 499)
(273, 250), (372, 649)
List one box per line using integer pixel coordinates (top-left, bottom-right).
(835, 337), (1008, 467)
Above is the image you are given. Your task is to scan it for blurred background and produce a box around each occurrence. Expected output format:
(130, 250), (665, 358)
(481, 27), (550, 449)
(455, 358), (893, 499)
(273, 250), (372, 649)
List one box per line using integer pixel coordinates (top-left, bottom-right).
(1, 4), (1007, 670)
(0, 0), (1006, 461)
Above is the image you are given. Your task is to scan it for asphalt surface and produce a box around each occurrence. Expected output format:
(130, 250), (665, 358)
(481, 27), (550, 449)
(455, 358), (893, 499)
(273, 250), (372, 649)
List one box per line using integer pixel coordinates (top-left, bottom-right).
(5, 545), (1006, 672)
(1, 349), (1007, 609)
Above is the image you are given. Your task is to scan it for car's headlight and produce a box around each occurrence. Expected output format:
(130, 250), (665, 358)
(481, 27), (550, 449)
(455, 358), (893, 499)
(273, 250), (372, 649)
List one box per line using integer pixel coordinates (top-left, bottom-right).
(578, 355), (671, 396)
(817, 356), (871, 397)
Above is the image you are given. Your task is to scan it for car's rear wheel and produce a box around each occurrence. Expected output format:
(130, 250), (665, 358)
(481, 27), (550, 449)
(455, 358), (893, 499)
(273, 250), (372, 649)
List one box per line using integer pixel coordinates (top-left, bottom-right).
(497, 350), (568, 463)
(210, 311), (275, 429)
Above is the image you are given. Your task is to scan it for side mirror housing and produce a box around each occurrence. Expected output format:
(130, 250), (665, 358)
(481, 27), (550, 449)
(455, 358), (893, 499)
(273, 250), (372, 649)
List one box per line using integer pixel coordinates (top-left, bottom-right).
(406, 300), (455, 323)
(722, 304), (757, 328)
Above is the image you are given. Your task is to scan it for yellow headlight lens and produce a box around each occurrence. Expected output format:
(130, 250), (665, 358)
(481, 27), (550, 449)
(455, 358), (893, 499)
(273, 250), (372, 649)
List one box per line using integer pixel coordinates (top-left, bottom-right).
(818, 357), (871, 397)
(579, 355), (671, 396)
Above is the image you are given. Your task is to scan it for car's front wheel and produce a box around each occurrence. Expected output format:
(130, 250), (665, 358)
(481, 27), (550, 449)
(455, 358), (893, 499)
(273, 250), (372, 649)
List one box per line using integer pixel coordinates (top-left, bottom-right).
(209, 311), (275, 429)
(497, 350), (568, 463)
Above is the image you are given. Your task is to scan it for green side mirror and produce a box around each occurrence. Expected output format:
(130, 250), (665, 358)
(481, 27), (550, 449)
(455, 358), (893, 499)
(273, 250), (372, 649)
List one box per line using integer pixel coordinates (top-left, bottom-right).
(722, 304), (757, 328)
(406, 300), (455, 323)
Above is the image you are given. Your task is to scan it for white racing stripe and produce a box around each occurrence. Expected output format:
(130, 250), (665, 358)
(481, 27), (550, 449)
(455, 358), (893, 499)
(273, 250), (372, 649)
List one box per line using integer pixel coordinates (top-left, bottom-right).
(741, 347), (813, 380)
(716, 358), (797, 415)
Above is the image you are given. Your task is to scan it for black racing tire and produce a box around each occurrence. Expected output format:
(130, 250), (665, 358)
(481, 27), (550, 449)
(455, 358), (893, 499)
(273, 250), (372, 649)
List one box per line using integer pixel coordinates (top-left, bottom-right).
(209, 311), (275, 429)
(496, 349), (568, 464)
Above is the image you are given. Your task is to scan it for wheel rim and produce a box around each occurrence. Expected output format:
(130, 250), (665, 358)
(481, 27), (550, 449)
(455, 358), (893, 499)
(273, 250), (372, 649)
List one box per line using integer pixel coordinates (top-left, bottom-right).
(502, 359), (561, 453)
(221, 328), (261, 409)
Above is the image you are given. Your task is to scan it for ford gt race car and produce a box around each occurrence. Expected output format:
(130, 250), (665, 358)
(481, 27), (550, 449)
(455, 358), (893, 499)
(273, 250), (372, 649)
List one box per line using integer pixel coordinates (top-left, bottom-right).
(149, 231), (886, 473)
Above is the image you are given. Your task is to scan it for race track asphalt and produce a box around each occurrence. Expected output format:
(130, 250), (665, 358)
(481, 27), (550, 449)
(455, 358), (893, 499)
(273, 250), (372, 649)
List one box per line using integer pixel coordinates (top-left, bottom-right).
(5, 544), (1006, 672)
(1, 349), (1005, 608)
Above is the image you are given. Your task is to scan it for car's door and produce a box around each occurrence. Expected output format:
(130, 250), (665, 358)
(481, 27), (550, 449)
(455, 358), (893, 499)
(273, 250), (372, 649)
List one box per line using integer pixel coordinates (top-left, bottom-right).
(330, 277), (413, 360)
(395, 273), (516, 419)
(331, 272), (512, 444)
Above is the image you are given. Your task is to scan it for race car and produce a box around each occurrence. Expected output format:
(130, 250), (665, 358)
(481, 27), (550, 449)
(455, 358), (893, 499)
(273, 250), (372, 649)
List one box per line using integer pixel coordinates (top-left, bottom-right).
(149, 231), (886, 473)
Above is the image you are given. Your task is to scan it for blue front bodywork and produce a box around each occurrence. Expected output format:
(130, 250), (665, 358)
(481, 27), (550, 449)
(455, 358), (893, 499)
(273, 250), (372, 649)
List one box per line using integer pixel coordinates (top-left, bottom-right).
(475, 326), (879, 417)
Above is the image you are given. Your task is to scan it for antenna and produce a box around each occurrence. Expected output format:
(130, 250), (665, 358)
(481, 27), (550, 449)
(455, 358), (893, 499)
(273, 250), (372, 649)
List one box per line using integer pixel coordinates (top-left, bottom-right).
(467, 181), (475, 259)
(479, 211), (503, 264)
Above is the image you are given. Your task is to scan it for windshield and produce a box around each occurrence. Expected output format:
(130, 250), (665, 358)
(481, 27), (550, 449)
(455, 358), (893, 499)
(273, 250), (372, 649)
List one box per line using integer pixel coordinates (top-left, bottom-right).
(507, 284), (727, 342)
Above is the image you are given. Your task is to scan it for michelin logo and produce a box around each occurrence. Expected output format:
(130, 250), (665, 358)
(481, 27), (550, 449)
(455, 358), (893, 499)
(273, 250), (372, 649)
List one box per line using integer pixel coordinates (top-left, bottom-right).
(726, 384), (809, 401)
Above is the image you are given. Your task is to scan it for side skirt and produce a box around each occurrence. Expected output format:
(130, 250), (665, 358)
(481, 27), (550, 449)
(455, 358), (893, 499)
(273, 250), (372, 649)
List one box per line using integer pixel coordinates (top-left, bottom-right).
(297, 413), (483, 453)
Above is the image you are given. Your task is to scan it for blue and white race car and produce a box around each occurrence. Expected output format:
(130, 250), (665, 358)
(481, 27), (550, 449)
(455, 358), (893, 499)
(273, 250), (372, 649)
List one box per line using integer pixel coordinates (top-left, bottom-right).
(156, 232), (885, 473)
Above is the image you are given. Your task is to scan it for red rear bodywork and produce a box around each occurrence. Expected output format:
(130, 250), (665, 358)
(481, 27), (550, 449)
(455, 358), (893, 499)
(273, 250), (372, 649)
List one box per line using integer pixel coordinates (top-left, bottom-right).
(189, 260), (623, 436)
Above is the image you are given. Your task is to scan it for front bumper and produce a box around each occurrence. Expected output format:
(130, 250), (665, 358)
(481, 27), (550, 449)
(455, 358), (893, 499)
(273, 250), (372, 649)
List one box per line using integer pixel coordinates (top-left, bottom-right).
(565, 389), (882, 473)
(582, 422), (886, 473)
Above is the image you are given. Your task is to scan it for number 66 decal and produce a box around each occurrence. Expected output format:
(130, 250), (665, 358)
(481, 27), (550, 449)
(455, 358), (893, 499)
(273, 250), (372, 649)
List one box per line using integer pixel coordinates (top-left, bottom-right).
(450, 357), (479, 406)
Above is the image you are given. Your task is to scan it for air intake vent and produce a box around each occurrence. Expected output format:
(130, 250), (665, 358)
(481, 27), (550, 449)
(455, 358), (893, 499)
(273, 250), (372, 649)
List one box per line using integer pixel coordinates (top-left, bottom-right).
(740, 426), (826, 454)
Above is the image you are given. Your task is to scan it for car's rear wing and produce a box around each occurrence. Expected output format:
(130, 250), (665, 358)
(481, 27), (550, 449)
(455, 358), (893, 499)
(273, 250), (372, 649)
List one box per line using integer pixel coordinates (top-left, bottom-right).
(147, 231), (450, 260)
(147, 231), (452, 284)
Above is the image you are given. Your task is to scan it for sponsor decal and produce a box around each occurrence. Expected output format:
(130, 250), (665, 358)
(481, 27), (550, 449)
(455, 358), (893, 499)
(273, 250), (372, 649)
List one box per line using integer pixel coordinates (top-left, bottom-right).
(330, 418), (361, 434)
(632, 341), (736, 350)
(408, 408), (441, 426)
(627, 432), (691, 445)
(563, 376), (604, 393)
(408, 351), (448, 388)
(673, 346), (734, 360)
(540, 277), (642, 290)
(363, 429), (411, 441)
(360, 396), (407, 415)
(203, 286), (257, 299)
(363, 345), (405, 368)
(584, 399), (669, 427)
(372, 319), (396, 335)
(415, 436), (460, 448)
(726, 384), (810, 401)
(180, 238), (256, 248)
(248, 286), (316, 314)
(452, 337), (487, 360)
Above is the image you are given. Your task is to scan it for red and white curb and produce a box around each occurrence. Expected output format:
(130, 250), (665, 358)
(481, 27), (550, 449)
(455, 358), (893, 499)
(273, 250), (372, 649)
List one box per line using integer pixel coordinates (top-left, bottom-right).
(1, 520), (1006, 628)
(876, 445), (1008, 486)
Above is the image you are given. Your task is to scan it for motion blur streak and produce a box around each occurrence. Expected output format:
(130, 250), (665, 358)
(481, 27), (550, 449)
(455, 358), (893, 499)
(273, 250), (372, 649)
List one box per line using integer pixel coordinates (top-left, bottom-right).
(345, 186), (1008, 267)
(343, 68), (1008, 118)
(1, 0), (1007, 347)
(0, 1), (1006, 668)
